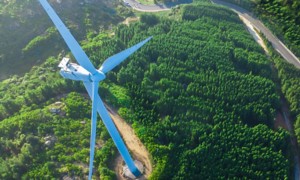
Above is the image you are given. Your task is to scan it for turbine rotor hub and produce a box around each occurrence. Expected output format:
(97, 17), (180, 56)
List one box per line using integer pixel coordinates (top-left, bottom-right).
(90, 71), (105, 82)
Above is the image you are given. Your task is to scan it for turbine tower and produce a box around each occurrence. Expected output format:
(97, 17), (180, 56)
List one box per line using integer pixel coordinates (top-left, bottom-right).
(38, 0), (152, 179)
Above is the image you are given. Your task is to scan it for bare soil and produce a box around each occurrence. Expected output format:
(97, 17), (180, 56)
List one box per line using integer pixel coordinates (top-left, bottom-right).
(105, 105), (152, 179)
(122, 17), (139, 26)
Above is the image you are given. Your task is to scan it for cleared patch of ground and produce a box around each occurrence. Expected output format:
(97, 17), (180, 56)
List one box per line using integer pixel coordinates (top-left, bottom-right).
(122, 17), (139, 26)
(106, 105), (152, 179)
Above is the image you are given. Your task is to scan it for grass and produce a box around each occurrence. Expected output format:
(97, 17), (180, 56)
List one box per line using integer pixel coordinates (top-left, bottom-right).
(132, 4), (182, 20)
(136, 0), (155, 5)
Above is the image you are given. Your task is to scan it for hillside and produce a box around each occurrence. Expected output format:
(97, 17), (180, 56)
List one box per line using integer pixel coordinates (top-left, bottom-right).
(0, 0), (121, 80)
(217, 0), (300, 152)
(252, 0), (300, 146)
(254, 0), (300, 56)
(113, 3), (291, 178)
(0, 0), (295, 179)
(218, 0), (300, 58)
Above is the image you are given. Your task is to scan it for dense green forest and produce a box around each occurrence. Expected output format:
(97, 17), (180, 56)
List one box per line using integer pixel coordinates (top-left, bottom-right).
(220, 0), (300, 157)
(266, 45), (300, 145)
(0, 0), (297, 179)
(251, 0), (300, 143)
(112, 3), (292, 178)
(224, 0), (300, 57)
(275, 57), (300, 144)
(254, 0), (300, 57)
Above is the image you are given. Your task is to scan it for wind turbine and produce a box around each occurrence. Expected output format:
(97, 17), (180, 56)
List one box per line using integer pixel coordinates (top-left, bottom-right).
(38, 0), (152, 179)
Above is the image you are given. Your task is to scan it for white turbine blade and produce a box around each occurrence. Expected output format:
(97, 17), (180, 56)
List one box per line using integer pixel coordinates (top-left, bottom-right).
(83, 82), (141, 177)
(38, 0), (97, 74)
(88, 82), (98, 180)
(100, 36), (152, 74)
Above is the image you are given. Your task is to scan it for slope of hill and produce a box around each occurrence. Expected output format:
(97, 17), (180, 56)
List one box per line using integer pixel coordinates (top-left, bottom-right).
(218, 0), (300, 58)
(216, 0), (300, 152)
(112, 3), (291, 178)
(0, 0), (121, 80)
(0, 0), (294, 179)
(254, 0), (300, 56)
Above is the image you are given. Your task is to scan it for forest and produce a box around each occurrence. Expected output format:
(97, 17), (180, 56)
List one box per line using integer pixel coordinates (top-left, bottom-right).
(224, 0), (300, 58)
(0, 0), (297, 179)
(266, 43), (300, 147)
(220, 0), (300, 164)
(250, 0), (300, 144)
(112, 3), (292, 178)
(254, 0), (300, 57)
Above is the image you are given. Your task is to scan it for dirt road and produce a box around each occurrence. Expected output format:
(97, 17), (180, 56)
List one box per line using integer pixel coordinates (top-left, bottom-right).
(106, 105), (152, 179)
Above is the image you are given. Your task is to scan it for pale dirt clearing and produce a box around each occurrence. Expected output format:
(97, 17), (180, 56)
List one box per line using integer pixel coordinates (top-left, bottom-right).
(105, 105), (152, 179)
(122, 17), (139, 26)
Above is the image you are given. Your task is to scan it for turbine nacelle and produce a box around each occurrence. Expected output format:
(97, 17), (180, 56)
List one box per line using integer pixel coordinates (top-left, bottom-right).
(58, 57), (105, 82)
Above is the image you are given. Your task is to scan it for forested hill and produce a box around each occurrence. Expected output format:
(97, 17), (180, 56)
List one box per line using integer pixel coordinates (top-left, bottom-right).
(0, 0), (121, 80)
(254, 0), (300, 56)
(222, 0), (300, 57)
(113, 3), (291, 178)
(214, 0), (300, 165)
(0, 1), (293, 179)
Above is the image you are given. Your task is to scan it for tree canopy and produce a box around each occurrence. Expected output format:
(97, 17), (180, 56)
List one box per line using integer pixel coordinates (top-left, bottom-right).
(0, 1), (294, 179)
